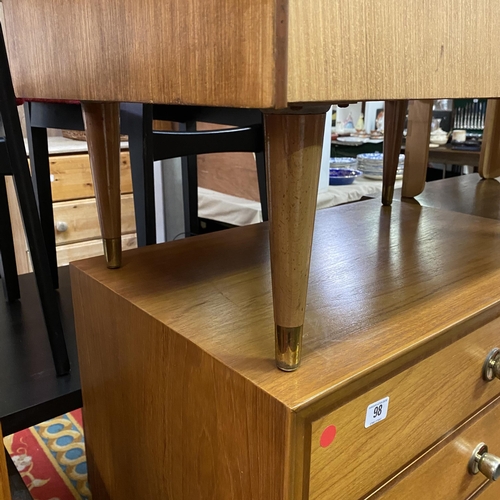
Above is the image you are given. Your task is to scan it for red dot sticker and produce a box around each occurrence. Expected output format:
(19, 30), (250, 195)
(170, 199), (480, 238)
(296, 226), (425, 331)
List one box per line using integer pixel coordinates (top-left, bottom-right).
(320, 425), (337, 448)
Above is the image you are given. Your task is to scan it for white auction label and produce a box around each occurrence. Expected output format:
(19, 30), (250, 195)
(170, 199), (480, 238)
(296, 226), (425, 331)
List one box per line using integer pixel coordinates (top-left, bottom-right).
(364, 397), (390, 428)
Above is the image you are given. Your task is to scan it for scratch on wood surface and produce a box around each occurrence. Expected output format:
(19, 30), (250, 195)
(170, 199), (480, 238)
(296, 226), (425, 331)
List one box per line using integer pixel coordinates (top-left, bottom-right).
(436, 44), (444, 72)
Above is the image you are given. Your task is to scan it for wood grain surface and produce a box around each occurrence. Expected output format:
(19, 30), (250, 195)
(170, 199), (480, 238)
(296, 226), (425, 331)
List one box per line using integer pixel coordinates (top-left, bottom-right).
(288, 0), (500, 103)
(72, 200), (500, 498)
(72, 270), (293, 500)
(375, 398), (500, 499)
(82, 103), (121, 240)
(71, 200), (500, 412)
(264, 113), (324, 331)
(49, 153), (132, 203)
(197, 152), (260, 201)
(82, 102), (122, 267)
(6, 0), (500, 107)
(53, 194), (136, 246)
(474, 481), (500, 500)
(0, 424), (11, 500)
(479, 99), (500, 179)
(265, 112), (325, 369)
(197, 123), (260, 202)
(402, 174), (500, 221)
(427, 146), (480, 167)
(402, 100), (433, 198)
(309, 319), (500, 499)
(3, 0), (285, 108)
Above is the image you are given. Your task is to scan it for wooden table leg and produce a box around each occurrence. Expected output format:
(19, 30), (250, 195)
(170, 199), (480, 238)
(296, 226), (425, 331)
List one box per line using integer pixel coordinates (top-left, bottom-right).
(82, 102), (122, 269)
(264, 110), (325, 371)
(383, 100), (408, 205)
(402, 100), (433, 198)
(479, 99), (500, 179)
(0, 424), (11, 500)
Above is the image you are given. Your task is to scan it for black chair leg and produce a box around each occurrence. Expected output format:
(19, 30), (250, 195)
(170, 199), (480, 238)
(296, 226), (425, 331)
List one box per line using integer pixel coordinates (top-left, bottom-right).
(0, 174), (20, 302)
(121, 103), (156, 247)
(24, 102), (59, 288)
(181, 121), (199, 237)
(0, 26), (69, 376)
(255, 151), (268, 222)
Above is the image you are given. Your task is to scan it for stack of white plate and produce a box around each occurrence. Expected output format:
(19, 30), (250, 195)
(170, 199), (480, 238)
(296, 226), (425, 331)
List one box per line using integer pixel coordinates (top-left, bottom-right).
(329, 157), (358, 169)
(356, 153), (405, 180)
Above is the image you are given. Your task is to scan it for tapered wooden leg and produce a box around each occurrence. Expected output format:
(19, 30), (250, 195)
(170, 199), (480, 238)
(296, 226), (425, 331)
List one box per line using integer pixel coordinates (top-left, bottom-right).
(82, 102), (122, 268)
(264, 111), (325, 371)
(402, 100), (433, 198)
(479, 99), (500, 179)
(256, 150), (269, 222)
(382, 100), (408, 205)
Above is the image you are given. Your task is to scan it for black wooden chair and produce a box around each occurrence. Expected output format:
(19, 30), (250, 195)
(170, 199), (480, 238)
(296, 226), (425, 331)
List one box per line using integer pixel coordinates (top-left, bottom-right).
(23, 101), (268, 285)
(0, 26), (70, 376)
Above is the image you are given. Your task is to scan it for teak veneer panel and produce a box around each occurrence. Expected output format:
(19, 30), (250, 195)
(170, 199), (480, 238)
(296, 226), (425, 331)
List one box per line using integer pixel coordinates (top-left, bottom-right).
(287, 0), (500, 103)
(197, 151), (261, 202)
(476, 482), (500, 500)
(6, 1), (500, 107)
(309, 320), (500, 499)
(72, 201), (500, 411)
(3, 0), (285, 108)
(72, 201), (500, 498)
(405, 174), (500, 221)
(72, 286), (292, 500)
(379, 399), (500, 499)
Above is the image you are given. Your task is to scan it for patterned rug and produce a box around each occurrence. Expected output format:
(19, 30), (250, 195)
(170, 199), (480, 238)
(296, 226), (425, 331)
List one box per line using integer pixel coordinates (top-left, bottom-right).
(3, 409), (91, 500)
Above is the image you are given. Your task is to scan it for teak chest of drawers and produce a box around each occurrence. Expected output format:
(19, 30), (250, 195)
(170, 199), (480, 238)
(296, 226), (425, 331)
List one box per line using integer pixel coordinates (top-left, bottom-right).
(71, 200), (500, 499)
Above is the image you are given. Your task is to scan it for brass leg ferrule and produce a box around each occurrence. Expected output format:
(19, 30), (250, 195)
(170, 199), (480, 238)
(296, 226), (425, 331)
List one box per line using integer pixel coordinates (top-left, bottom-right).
(103, 238), (122, 269)
(382, 186), (395, 206)
(275, 325), (303, 372)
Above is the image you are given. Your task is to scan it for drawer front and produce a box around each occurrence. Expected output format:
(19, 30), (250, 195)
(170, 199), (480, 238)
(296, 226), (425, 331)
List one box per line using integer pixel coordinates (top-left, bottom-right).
(50, 152), (132, 202)
(378, 400), (500, 499)
(54, 194), (136, 245)
(309, 317), (500, 500)
(56, 234), (137, 267)
(477, 481), (500, 500)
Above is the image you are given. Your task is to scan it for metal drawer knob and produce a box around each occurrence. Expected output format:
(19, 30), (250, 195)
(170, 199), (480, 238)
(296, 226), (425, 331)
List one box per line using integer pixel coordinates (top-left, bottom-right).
(55, 221), (68, 233)
(469, 443), (500, 481)
(483, 348), (500, 382)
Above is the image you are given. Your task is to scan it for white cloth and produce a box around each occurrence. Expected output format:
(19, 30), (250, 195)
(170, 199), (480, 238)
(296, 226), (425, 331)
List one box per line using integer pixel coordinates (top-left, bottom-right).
(198, 177), (403, 226)
(24, 136), (129, 155)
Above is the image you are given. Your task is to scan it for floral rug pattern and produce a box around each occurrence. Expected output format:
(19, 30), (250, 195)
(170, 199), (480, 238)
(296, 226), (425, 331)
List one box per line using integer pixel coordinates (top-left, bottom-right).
(3, 410), (91, 500)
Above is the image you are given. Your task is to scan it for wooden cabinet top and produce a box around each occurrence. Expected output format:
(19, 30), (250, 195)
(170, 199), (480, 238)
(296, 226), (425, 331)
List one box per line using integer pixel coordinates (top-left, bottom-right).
(4, 0), (500, 107)
(401, 174), (500, 221)
(71, 199), (500, 413)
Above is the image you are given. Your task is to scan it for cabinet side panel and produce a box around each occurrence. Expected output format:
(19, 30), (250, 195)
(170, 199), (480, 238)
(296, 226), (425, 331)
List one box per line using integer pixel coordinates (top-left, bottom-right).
(71, 267), (292, 500)
(288, 0), (500, 102)
(3, 0), (280, 108)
